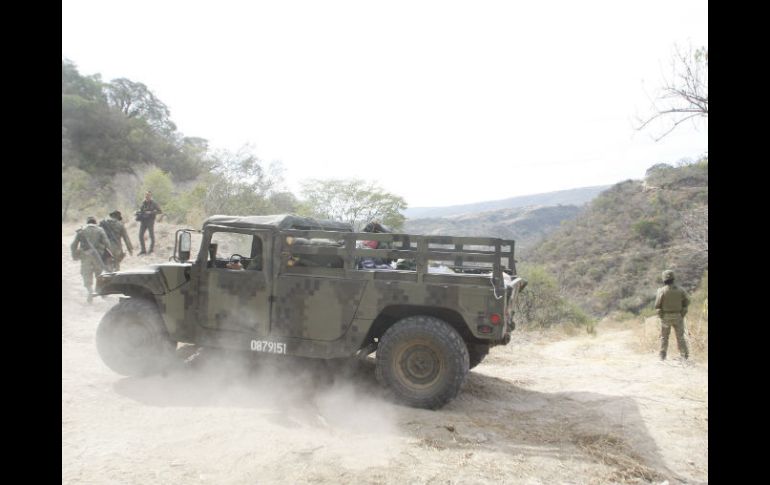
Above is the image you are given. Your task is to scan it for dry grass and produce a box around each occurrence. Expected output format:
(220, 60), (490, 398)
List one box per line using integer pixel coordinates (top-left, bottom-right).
(635, 309), (708, 361)
(517, 318), (600, 342)
(574, 433), (665, 483)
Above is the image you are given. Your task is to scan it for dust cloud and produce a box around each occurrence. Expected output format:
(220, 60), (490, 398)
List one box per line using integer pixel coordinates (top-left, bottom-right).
(63, 222), (708, 484)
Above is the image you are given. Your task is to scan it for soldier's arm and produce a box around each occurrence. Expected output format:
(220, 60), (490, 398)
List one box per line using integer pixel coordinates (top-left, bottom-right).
(682, 289), (691, 316)
(654, 288), (663, 316)
(70, 232), (82, 260)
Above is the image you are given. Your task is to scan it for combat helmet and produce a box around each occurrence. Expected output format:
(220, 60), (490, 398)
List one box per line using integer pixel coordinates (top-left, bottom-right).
(662, 270), (675, 283)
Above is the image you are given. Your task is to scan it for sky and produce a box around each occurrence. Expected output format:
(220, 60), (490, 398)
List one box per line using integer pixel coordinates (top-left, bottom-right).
(62, 0), (708, 208)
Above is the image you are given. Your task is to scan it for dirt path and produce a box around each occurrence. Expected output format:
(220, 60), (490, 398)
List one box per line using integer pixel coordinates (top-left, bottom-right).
(62, 224), (707, 484)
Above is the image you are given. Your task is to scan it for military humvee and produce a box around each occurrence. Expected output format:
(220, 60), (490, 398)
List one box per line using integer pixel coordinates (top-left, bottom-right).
(95, 214), (526, 409)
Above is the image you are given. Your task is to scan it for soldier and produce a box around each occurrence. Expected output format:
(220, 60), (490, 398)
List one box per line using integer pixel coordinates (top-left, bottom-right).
(136, 191), (162, 255)
(100, 210), (133, 271)
(358, 220), (394, 270)
(654, 269), (691, 361)
(71, 216), (112, 303)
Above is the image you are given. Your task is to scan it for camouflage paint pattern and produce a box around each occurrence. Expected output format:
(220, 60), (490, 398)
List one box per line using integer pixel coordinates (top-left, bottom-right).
(199, 267), (270, 336)
(271, 276), (367, 340)
(95, 215), (526, 359)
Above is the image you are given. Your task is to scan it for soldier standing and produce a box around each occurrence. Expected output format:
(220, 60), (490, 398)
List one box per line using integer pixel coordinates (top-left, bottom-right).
(71, 216), (112, 303)
(136, 191), (162, 255)
(655, 269), (691, 361)
(100, 210), (133, 271)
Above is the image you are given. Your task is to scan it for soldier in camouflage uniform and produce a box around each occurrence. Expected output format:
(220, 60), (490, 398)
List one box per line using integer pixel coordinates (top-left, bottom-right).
(71, 216), (112, 303)
(654, 269), (691, 361)
(100, 210), (133, 271)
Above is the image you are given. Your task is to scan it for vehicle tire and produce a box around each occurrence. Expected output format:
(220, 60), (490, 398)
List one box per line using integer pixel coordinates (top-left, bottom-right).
(375, 315), (469, 409)
(467, 343), (490, 370)
(96, 298), (177, 376)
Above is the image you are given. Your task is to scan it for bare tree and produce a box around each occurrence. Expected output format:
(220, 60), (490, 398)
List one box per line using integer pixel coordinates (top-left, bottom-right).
(638, 44), (708, 141)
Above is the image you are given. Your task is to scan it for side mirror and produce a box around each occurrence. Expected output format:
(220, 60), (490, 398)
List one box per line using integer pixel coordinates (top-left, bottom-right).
(179, 231), (192, 262)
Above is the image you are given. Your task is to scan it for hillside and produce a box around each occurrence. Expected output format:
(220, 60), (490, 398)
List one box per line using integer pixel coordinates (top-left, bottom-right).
(526, 160), (708, 316)
(404, 185), (609, 219)
(404, 205), (582, 253)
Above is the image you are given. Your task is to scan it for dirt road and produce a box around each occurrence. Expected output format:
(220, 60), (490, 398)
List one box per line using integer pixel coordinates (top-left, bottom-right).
(62, 223), (707, 484)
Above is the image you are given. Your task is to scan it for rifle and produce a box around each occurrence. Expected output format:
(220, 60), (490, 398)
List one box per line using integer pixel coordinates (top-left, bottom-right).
(81, 231), (112, 273)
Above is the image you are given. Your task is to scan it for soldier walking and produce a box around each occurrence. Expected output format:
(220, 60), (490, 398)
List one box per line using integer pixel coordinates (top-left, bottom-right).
(71, 216), (112, 303)
(136, 191), (162, 255)
(655, 269), (691, 361)
(100, 210), (133, 271)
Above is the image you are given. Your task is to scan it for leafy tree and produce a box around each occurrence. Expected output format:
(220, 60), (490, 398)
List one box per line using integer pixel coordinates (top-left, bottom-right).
(300, 179), (407, 230)
(62, 59), (103, 101)
(105, 78), (176, 134)
(269, 191), (300, 213)
(638, 44), (708, 141)
(201, 147), (280, 216)
(62, 60), (208, 181)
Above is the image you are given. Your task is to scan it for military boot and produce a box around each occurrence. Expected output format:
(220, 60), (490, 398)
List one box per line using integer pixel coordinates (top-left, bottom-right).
(659, 352), (666, 361)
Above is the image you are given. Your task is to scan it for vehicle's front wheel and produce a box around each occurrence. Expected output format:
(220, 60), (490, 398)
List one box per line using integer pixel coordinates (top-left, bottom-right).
(375, 315), (469, 409)
(96, 298), (177, 376)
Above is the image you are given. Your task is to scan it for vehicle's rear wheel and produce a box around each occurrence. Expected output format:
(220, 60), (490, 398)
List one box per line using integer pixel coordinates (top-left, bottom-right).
(96, 298), (177, 376)
(467, 343), (490, 369)
(375, 315), (469, 409)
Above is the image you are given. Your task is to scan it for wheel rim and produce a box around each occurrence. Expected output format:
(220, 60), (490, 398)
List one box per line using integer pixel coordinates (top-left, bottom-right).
(104, 318), (154, 361)
(394, 341), (443, 389)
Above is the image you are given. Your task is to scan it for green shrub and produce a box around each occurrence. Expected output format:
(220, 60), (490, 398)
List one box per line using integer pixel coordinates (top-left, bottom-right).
(516, 264), (593, 329)
(632, 218), (668, 246)
(139, 167), (174, 209)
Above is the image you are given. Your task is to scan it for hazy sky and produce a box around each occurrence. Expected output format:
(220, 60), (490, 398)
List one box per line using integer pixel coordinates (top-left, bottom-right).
(62, 0), (708, 207)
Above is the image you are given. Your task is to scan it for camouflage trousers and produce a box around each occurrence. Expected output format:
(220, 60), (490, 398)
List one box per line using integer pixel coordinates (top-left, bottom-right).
(80, 254), (102, 293)
(109, 248), (126, 271)
(659, 314), (689, 359)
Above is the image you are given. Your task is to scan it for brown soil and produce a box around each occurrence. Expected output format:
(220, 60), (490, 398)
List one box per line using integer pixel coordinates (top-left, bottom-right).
(62, 222), (707, 484)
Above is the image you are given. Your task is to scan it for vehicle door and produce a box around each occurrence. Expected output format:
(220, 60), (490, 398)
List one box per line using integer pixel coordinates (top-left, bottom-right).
(198, 228), (271, 336)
